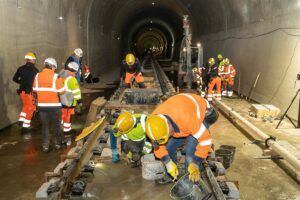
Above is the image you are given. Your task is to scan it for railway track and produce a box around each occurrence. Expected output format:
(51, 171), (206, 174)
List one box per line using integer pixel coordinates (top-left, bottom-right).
(36, 56), (240, 200)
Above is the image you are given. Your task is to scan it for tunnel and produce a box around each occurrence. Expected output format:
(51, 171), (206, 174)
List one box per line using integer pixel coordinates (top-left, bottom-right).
(1, 0), (300, 199)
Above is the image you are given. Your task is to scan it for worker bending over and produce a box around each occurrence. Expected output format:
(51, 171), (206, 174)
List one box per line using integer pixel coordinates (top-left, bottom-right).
(120, 53), (145, 88)
(145, 93), (218, 183)
(207, 58), (221, 101)
(13, 52), (39, 129)
(221, 58), (236, 97)
(110, 111), (149, 167)
(33, 58), (65, 152)
(65, 48), (83, 83)
(59, 62), (82, 145)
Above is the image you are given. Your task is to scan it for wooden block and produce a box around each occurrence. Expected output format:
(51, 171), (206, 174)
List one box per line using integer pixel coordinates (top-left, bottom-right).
(250, 104), (280, 118)
(85, 97), (106, 126)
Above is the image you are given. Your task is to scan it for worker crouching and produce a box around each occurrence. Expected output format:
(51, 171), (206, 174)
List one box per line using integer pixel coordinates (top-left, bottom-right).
(120, 53), (145, 88)
(13, 52), (39, 129)
(33, 58), (65, 152)
(59, 62), (82, 146)
(221, 58), (236, 97)
(110, 111), (150, 167)
(207, 58), (221, 101)
(145, 93), (218, 184)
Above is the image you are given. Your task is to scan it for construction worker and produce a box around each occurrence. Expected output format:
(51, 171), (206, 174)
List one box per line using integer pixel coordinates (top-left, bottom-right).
(110, 111), (150, 167)
(13, 52), (39, 129)
(83, 64), (99, 84)
(65, 48), (83, 83)
(207, 58), (221, 101)
(33, 58), (65, 152)
(217, 54), (224, 67)
(192, 67), (206, 97)
(120, 53), (145, 88)
(222, 58), (236, 97)
(145, 93), (218, 183)
(59, 62), (82, 146)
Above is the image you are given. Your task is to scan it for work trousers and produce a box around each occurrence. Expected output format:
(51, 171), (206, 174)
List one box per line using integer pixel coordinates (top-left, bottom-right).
(19, 91), (36, 128)
(61, 107), (75, 132)
(125, 72), (145, 88)
(222, 77), (234, 97)
(39, 107), (63, 148)
(207, 76), (221, 101)
(166, 136), (203, 169)
(121, 139), (145, 162)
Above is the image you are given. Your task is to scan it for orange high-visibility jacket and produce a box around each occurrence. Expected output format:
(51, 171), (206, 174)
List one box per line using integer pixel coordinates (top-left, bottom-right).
(152, 93), (212, 159)
(33, 68), (65, 107)
(224, 65), (236, 79)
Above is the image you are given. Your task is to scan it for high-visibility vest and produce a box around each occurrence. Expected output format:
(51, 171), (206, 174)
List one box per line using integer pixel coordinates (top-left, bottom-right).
(224, 65), (236, 79)
(60, 70), (81, 107)
(152, 93), (212, 159)
(33, 68), (65, 107)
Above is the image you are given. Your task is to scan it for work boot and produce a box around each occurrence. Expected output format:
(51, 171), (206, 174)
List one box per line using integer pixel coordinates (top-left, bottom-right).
(42, 146), (52, 153)
(155, 174), (173, 185)
(112, 149), (120, 163)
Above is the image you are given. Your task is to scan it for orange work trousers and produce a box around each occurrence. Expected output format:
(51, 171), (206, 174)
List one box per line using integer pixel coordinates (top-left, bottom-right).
(19, 91), (36, 128)
(125, 72), (144, 87)
(207, 76), (221, 101)
(61, 108), (75, 132)
(222, 77), (234, 96)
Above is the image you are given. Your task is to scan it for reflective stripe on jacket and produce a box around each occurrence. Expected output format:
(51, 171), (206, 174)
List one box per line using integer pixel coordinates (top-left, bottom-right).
(152, 93), (212, 159)
(33, 68), (65, 107)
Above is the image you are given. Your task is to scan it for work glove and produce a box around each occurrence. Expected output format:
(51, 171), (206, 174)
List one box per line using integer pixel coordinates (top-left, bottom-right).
(112, 149), (120, 163)
(165, 160), (179, 180)
(188, 162), (201, 183)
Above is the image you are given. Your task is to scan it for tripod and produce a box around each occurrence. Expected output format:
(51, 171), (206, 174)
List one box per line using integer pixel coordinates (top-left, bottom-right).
(276, 89), (300, 129)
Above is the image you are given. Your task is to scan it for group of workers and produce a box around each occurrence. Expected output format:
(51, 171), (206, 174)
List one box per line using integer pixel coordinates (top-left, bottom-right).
(193, 54), (236, 102)
(13, 49), (85, 152)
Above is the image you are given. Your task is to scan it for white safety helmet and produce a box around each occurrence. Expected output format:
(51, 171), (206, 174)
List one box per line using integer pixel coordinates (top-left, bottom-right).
(74, 48), (83, 57)
(44, 58), (58, 69)
(67, 62), (79, 72)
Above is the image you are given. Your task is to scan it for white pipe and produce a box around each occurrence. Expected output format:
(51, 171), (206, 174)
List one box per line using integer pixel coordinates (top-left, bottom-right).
(213, 98), (300, 171)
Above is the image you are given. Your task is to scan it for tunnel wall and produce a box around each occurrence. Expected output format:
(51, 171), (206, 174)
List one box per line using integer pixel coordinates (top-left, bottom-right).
(0, 0), (90, 129)
(200, 4), (300, 120)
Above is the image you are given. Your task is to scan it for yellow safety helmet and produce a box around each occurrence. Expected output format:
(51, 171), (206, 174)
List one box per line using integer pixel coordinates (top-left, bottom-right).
(208, 57), (215, 66)
(114, 112), (136, 134)
(145, 115), (169, 145)
(125, 53), (136, 66)
(25, 52), (36, 60)
(192, 67), (198, 73)
(217, 54), (223, 61)
(224, 58), (230, 66)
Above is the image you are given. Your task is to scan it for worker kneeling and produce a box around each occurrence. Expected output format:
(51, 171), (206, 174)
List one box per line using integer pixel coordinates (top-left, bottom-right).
(145, 93), (218, 183)
(59, 62), (82, 145)
(121, 53), (145, 88)
(110, 111), (150, 167)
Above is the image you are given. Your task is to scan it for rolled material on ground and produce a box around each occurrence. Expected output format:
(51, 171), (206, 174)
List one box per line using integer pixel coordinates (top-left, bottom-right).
(213, 98), (300, 172)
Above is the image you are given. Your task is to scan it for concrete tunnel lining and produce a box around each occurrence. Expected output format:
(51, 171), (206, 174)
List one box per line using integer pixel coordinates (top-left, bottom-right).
(1, 0), (300, 127)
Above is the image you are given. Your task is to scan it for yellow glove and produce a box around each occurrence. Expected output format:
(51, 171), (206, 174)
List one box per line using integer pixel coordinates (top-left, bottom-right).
(165, 160), (179, 180)
(188, 162), (200, 183)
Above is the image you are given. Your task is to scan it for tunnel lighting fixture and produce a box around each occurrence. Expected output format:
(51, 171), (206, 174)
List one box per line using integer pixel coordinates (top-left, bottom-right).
(117, 37), (120, 40)
(197, 43), (201, 48)
(58, 16), (64, 20)
(183, 47), (187, 52)
(150, 20), (153, 24)
(152, 2), (155, 6)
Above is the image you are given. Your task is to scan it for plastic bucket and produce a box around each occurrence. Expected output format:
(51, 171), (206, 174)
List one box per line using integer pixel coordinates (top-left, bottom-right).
(215, 149), (233, 169)
(220, 145), (236, 163)
(170, 174), (211, 200)
(141, 154), (165, 180)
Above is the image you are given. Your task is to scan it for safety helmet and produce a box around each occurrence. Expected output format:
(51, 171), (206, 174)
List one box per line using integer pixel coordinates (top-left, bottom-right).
(224, 58), (230, 66)
(44, 58), (58, 69)
(125, 53), (135, 66)
(204, 106), (219, 126)
(114, 112), (136, 133)
(67, 62), (79, 72)
(74, 48), (83, 57)
(145, 115), (169, 145)
(192, 67), (198, 73)
(217, 54), (223, 61)
(25, 52), (36, 60)
(208, 58), (215, 66)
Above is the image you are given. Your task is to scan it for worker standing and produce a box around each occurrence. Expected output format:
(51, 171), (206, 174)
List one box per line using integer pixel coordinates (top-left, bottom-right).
(222, 58), (236, 97)
(33, 58), (65, 152)
(65, 48), (83, 83)
(59, 62), (82, 146)
(13, 52), (39, 129)
(110, 111), (150, 167)
(120, 53), (145, 88)
(192, 67), (206, 97)
(145, 93), (218, 184)
(207, 58), (222, 101)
